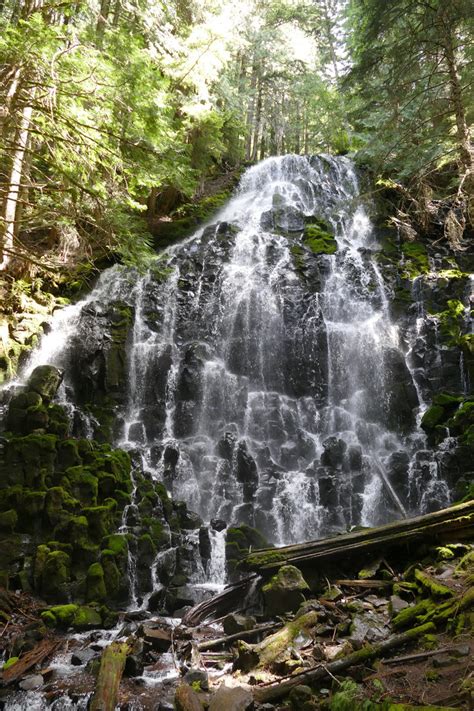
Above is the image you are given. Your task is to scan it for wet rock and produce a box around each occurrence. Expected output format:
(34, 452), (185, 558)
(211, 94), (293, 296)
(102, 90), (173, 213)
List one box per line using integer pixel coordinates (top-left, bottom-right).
(19, 674), (43, 690)
(321, 437), (347, 467)
(216, 432), (236, 461)
(142, 625), (172, 652)
(199, 527), (211, 566)
(71, 647), (98, 666)
(223, 613), (256, 636)
(183, 668), (209, 691)
(262, 565), (310, 616)
(210, 518), (226, 532)
(209, 683), (253, 711)
(27, 365), (63, 403)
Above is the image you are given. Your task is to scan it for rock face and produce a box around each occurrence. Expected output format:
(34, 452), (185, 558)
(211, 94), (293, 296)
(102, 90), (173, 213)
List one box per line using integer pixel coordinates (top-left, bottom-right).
(0, 153), (472, 618)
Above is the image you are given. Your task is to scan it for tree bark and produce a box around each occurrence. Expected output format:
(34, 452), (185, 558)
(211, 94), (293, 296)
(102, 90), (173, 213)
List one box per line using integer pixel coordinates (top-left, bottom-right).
(0, 86), (36, 271)
(89, 642), (129, 711)
(241, 500), (474, 572)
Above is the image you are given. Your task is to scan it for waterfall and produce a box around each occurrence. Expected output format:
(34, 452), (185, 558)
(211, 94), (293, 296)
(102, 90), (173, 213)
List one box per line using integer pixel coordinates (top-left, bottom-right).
(4, 154), (449, 578)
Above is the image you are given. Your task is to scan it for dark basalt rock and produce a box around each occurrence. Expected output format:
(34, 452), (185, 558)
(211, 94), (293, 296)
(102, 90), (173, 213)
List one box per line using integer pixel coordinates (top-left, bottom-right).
(321, 437), (347, 468)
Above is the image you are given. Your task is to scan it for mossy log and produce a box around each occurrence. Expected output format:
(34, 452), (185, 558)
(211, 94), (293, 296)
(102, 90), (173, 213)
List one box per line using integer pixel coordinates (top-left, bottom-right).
(89, 641), (129, 711)
(253, 622), (435, 704)
(197, 622), (278, 651)
(242, 500), (474, 573)
(236, 611), (319, 672)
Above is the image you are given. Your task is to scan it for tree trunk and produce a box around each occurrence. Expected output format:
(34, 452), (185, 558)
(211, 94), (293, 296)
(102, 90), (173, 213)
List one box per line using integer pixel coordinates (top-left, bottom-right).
(0, 86), (36, 271)
(441, 18), (472, 172)
(241, 500), (474, 573)
(89, 642), (129, 711)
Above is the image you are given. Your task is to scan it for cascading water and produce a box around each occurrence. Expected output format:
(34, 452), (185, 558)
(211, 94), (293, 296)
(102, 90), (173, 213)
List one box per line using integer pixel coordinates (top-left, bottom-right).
(4, 155), (449, 598)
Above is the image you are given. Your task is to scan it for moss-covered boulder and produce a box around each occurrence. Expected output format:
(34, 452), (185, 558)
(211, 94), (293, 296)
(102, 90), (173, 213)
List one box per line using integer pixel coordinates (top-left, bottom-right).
(41, 550), (71, 600)
(262, 565), (310, 616)
(27, 365), (63, 403)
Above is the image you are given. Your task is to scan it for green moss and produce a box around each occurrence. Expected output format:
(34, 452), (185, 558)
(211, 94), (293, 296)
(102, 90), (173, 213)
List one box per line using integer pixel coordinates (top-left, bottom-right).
(420, 405), (446, 431)
(45, 603), (78, 627)
(86, 562), (107, 602)
(0, 509), (18, 532)
(41, 550), (71, 599)
(413, 568), (454, 598)
(62, 466), (98, 506)
(392, 600), (432, 629)
(101, 533), (128, 556)
(243, 549), (285, 569)
(401, 241), (429, 277)
(72, 605), (102, 629)
(2, 656), (19, 671)
(435, 299), (467, 346)
(303, 223), (337, 254)
(101, 555), (121, 598)
(82, 504), (115, 541)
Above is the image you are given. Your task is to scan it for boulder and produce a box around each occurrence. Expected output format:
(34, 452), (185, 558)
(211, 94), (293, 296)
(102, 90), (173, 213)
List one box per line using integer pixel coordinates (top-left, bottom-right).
(209, 684), (253, 711)
(174, 684), (204, 711)
(27, 365), (63, 402)
(223, 613), (256, 636)
(262, 565), (310, 616)
(321, 437), (347, 468)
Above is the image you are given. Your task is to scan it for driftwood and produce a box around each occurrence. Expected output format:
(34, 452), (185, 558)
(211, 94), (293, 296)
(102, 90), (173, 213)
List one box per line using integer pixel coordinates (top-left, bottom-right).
(197, 622), (279, 651)
(253, 621), (435, 703)
(242, 500), (474, 573)
(89, 641), (129, 711)
(182, 574), (259, 626)
(1, 638), (63, 685)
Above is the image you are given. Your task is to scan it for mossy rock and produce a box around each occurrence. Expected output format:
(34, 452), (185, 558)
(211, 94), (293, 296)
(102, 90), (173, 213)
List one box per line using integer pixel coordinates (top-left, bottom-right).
(101, 554), (121, 599)
(86, 562), (107, 602)
(303, 222), (337, 255)
(42, 603), (78, 628)
(101, 533), (128, 557)
(82, 504), (115, 541)
(400, 241), (429, 277)
(0, 509), (18, 532)
(420, 405), (446, 431)
(56, 440), (82, 471)
(262, 564), (310, 616)
(41, 550), (71, 600)
(26, 365), (63, 403)
(44, 486), (79, 528)
(61, 466), (98, 506)
(72, 605), (103, 630)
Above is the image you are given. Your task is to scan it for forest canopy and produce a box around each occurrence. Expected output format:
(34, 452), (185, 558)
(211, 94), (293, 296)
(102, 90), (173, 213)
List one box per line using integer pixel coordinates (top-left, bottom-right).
(0, 0), (472, 277)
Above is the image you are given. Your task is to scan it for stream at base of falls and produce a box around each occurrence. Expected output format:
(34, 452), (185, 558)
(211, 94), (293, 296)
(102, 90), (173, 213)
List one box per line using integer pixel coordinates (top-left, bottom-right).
(1, 154), (471, 709)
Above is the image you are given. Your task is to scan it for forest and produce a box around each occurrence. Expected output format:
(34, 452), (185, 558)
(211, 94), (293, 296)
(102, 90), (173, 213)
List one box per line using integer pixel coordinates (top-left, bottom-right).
(0, 1), (473, 710)
(0, 0), (472, 283)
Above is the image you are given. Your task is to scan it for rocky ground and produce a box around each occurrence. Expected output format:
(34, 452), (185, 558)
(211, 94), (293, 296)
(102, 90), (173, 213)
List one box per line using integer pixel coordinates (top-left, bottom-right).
(0, 525), (472, 710)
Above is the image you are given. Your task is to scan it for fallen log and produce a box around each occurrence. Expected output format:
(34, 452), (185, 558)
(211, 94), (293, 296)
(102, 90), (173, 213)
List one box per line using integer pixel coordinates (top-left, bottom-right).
(1, 638), (63, 685)
(242, 500), (474, 573)
(89, 641), (129, 711)
(182, 573), (260, 626)
(253, 621), (435, 704)
(197, 622), (279, 651)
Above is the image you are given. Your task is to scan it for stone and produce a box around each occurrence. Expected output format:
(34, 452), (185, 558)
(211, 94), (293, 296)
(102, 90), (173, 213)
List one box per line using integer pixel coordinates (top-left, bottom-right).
(289, 685), (313, 708)
(27, 365), (63, 402)
(223, 613), (256, 636)
(321, 436), (347, 467)
(208, 684), (253, 711)
(174, 684), (203, 711)
(19, 674), (43, 690)
(389, 595), (409, 617)
(210, 518), (227, 532)
(142, 625), (172, 652)
(71, 648), (98, 666)
(262, 565), (310, 616)
(183, 668), (209, 691)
